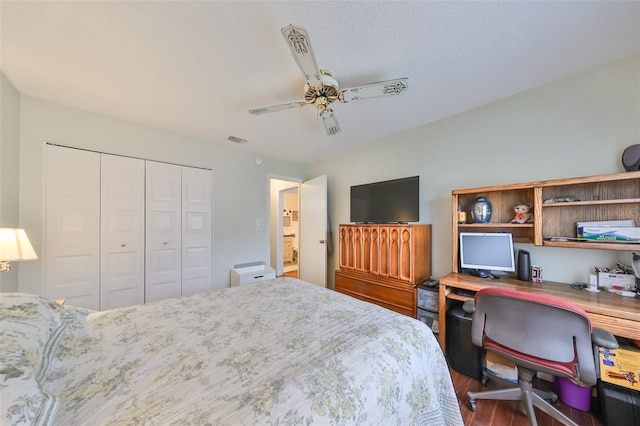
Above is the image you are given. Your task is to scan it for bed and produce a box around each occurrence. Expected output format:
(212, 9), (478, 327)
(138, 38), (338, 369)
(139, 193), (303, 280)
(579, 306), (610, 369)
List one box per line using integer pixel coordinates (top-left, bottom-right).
(1, 277), (463, 425)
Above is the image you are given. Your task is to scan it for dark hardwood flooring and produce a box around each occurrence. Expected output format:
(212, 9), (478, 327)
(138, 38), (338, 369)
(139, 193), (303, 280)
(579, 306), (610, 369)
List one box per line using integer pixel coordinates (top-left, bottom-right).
(449, 367), (603, 426)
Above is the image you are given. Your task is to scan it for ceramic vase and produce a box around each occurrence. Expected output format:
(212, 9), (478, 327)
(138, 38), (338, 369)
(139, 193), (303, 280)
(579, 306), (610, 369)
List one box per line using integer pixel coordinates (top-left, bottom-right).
(471, 196), (492, 223)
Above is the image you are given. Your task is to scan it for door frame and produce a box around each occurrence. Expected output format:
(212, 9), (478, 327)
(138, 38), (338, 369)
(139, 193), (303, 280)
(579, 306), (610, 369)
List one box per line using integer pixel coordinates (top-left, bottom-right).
(267, 174), (302, 276)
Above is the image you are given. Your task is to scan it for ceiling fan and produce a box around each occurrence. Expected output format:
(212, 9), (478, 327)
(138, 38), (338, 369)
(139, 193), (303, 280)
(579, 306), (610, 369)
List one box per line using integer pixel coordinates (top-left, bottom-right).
(249, 24), (409, 136)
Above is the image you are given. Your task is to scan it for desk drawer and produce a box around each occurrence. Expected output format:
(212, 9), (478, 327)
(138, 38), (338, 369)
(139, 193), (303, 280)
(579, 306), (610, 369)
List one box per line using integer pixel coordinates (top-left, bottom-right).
(589, 312), (640, 342)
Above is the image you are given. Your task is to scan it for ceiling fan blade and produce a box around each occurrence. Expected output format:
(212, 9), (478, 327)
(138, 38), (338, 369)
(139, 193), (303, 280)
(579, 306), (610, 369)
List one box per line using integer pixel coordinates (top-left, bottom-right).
(339, 78), (409, 103)
(321, 109), (341, 136)
(281, 24), (323, 87)
(249, 101), (307, 115)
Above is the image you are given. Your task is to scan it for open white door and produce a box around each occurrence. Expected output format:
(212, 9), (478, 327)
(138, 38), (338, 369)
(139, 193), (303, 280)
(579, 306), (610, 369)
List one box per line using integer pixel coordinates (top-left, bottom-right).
(299, 175), (327, 287)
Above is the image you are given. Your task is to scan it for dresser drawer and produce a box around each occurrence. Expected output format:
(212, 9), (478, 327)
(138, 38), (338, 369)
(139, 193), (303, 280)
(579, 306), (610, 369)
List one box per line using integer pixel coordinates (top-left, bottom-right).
(335, 270), (416, 317)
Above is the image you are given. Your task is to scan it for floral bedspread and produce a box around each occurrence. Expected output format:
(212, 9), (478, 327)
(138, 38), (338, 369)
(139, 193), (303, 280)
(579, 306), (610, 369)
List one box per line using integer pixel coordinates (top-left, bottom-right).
(11, 277), (463, 425)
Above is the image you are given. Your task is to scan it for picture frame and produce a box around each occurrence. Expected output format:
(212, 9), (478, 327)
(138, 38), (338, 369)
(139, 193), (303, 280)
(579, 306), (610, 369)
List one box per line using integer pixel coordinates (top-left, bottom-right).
(292, 210), (298, 221)
(283, 216), (291, 226)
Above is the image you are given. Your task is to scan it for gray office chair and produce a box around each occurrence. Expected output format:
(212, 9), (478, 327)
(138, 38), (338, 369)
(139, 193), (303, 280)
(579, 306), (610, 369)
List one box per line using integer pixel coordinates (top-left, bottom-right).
(463, 287), (618, 426)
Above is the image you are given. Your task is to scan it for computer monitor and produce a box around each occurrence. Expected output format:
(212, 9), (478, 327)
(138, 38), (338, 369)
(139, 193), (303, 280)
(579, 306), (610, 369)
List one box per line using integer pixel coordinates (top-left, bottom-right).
(459, 232), (516, 279)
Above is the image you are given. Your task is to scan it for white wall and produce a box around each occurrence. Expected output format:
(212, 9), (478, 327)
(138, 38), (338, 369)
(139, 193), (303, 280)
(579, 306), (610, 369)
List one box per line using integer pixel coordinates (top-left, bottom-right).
(6, 53), (639, 295)
(310, 54), (640, 288)
(15, 94), (306, 294)
(0, 73), (22, 291)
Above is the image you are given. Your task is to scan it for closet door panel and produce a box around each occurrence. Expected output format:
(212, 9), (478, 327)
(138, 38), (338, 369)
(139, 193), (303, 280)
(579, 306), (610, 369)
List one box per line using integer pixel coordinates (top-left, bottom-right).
(182, 167), (212, 296)
(45, 145), (100, 310)
(146, 161), (182, 302)
(100, 154), (145, 310)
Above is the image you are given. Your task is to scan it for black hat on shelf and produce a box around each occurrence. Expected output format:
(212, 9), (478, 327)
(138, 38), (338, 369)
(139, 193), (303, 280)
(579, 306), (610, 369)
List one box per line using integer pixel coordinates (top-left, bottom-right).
(621, 144), (640, 172)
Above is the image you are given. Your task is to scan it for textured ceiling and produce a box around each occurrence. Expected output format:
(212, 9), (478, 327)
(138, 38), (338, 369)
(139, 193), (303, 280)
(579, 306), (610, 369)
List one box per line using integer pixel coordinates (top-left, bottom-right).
(2, 1), (639, 164)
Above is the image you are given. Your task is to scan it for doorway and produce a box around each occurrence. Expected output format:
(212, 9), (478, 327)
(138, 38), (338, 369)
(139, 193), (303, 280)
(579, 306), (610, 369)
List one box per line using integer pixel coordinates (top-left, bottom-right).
(268, 174), (328, 287)
(282, 187), (299, 278)
(269, 177), (301, 277)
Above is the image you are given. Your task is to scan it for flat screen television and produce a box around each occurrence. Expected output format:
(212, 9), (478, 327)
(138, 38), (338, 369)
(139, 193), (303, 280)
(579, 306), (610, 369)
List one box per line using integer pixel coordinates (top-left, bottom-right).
(459, 232), (515, 279)
(350, 176), (419, 223)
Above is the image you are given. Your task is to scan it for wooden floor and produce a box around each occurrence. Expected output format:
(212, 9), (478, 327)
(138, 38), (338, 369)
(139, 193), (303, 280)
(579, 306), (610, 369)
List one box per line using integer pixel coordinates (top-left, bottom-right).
(281, 270), (298, 278)
(449, 368), (603, 426)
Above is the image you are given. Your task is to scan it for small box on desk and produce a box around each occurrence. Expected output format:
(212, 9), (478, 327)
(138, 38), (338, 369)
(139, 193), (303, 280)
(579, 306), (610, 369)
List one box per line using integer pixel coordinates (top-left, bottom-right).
(598, 272), (636, 291)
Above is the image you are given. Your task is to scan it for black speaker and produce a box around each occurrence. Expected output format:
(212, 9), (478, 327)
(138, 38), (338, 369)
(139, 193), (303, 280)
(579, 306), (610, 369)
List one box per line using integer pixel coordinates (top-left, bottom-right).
(622, 144), (640, 172)
(517, 249), (531, 281)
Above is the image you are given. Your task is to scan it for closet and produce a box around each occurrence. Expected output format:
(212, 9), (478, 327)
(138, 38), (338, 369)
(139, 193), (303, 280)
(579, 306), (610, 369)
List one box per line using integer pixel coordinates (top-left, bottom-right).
(45, 145), (212, 310)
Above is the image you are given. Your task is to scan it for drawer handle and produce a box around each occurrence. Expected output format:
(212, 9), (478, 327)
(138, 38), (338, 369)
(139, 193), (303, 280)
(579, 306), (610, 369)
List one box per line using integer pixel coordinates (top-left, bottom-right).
(254, 275), (264, 279)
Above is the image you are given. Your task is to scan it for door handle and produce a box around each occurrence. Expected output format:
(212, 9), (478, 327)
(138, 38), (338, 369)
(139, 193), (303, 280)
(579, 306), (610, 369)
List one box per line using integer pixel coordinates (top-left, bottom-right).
(319, 240), (325, 244)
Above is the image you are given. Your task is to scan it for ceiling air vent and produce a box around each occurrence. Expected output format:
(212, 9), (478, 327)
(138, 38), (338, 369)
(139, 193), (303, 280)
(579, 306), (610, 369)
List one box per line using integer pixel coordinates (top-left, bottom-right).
(227, 136), (247, 144)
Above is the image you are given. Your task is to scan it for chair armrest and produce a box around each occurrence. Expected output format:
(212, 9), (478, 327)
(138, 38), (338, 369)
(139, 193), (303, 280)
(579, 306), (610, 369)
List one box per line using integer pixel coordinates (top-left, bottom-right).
(462, 299), (476, 314)
(592, 327), (618, 349)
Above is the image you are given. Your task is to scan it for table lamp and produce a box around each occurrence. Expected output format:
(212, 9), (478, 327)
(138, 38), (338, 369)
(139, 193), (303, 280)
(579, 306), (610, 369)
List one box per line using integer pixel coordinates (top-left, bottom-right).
(0, 228), (38, 272)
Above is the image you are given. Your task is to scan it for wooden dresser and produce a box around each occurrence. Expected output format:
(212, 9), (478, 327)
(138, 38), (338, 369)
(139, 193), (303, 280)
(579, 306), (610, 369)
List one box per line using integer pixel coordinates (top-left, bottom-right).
(335, 224), (432, 317)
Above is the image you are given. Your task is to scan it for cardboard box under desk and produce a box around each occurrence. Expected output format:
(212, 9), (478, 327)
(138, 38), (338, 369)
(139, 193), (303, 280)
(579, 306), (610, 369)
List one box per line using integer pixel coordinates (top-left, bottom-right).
(485, 352), (518, 384)
(599, 339), (640, 392)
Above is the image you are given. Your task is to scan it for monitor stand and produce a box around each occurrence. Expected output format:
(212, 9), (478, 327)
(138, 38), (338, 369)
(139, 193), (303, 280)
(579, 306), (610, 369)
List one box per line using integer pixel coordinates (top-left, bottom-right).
(470, 269), (500, 280)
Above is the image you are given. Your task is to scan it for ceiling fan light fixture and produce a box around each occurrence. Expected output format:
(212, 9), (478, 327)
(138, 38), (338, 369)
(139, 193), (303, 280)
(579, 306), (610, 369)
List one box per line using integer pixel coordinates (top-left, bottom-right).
(314, 96), (328, 112)
(321, 109), (341, 136)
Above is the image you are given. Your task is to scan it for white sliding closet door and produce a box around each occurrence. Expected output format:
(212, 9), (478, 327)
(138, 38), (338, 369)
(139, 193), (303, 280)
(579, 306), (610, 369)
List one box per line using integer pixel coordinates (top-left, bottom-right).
(100, 154), (145, 310)
(45, 145), (101, 310)
(45, 146), (213, 308)
(145, 161), (182, 302)
(182, 167), (212, 296)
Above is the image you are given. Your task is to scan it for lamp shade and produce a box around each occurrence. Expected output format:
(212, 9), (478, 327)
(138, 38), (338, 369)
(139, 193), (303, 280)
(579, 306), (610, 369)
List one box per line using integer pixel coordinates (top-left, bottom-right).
(0, 228), (38, 261)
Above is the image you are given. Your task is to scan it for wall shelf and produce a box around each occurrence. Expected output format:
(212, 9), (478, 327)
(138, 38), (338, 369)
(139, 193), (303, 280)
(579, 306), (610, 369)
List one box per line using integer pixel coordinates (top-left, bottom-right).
(542, 240), (640, 251)
(459, 223), (534, 228)
(451, 171), (640, 272)
(542, 198), (640, 207)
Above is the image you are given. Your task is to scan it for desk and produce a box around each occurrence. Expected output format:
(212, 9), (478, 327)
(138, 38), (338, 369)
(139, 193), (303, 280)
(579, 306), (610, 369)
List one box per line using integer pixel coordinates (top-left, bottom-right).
(438, 272), (640, 350)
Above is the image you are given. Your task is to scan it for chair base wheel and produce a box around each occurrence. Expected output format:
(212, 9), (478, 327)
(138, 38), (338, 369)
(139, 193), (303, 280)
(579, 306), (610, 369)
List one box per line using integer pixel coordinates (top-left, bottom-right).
(467, 397), (477, 411)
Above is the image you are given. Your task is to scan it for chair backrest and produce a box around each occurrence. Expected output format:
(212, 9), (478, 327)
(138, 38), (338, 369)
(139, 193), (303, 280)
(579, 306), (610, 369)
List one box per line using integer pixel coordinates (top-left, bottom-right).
(470, 287), (597, 385)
